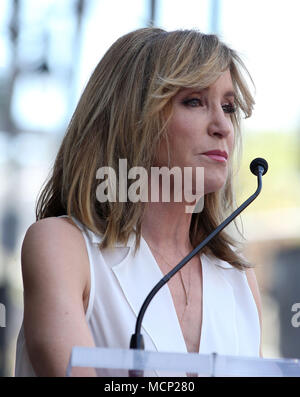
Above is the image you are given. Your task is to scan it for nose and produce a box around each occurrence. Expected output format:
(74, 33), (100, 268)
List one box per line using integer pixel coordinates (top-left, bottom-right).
(207, 107), (233, 139)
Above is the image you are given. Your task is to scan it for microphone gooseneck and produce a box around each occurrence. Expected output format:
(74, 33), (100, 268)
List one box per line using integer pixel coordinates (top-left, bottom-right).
(130, 158), (268, 351)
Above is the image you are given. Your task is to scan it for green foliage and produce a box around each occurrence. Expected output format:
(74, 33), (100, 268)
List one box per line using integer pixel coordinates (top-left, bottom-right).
(236, 131), (300, 211)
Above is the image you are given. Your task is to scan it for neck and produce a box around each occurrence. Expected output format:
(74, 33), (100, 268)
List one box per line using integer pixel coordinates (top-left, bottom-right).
(141, 200), (196, 256)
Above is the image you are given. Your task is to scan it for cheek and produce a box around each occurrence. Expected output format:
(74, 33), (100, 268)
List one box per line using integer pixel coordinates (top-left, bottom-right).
(167, 114), (196, 150)
(162, 116), (186, 153)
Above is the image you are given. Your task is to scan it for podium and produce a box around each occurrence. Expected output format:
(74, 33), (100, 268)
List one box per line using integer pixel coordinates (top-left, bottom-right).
(66, 346), (300, 377)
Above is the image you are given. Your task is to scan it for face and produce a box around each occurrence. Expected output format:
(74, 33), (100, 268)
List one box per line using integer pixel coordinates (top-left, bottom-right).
(157, 69), (236, 196)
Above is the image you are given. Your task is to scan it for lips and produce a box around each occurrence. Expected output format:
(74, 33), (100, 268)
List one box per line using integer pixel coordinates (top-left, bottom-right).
(202, 150), (228, 162)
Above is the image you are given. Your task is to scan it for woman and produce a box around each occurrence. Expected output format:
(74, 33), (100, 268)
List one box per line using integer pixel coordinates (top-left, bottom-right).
(15, 27), (262, 377)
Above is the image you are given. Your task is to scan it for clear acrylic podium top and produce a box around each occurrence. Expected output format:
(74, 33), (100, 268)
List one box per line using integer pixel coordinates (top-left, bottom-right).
(66, 346), (300, 377)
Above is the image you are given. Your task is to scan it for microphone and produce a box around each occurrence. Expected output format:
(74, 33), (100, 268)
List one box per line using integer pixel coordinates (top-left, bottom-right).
(129, 158), (268, 374)
(250, 157), (268, 176)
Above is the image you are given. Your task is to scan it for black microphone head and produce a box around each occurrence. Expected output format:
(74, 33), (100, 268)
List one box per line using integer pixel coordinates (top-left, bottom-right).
(250, 158), (268, 176)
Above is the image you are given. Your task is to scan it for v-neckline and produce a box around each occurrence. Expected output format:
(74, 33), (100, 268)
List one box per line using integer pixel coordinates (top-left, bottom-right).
(141, 235), (205, 354)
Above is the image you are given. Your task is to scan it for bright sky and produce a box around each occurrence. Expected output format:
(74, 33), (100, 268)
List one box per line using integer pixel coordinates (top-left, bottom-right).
(77, 0), (300, 134)
(220, 0), (300, 133)
(2, 0), (300, 134)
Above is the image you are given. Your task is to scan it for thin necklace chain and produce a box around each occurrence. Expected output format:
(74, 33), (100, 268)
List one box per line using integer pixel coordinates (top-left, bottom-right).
(147, 243), (191, 308)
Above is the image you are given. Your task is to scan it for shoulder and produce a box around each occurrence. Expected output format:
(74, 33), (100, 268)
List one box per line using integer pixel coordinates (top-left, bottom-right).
(22, 216), (86, 259)
(23, 216), (83, 243)
(21, 217), (89, 297)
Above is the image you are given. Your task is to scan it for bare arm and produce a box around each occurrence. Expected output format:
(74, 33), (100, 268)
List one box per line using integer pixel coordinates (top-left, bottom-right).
(21, 217), (96, 376)
(245, 268), (263, 358)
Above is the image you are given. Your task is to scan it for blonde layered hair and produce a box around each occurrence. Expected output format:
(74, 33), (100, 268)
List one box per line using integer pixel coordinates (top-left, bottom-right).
(36, 28), (255, 270)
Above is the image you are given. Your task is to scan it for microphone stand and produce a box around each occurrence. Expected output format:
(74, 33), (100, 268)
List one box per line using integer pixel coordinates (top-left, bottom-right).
(129, 159), (267, 376)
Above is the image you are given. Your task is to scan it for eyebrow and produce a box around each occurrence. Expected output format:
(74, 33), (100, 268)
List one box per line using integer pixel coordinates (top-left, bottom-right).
(178, 87), (237, 100)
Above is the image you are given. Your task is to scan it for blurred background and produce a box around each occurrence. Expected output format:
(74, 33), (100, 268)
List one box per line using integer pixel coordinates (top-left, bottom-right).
(0, 0), (299, 376)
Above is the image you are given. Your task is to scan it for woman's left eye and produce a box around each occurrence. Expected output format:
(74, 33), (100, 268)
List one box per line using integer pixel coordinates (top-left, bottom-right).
(222, 103), (237, 114)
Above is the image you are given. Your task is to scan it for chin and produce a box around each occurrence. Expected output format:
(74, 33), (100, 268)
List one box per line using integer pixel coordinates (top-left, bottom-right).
(204, 177), (227, 195)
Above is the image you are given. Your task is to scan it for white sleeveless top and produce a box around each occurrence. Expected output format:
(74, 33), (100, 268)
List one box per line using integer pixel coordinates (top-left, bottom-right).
(15, 216), (260, 376)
